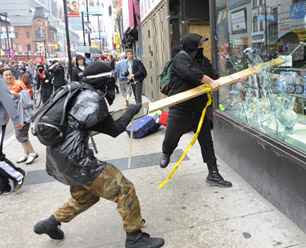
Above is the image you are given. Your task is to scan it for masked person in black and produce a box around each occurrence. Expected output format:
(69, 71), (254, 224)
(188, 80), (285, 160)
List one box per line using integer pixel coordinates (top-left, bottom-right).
(48, 60), (66, 92)
(33, 62), (164, 248)
(160, 33), (232, 187)
(71, 55), (86, 82)
(36, 64), (52, 104)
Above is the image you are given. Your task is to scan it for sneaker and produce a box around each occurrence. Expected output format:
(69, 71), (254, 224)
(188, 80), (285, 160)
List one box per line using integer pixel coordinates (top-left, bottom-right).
(13, 169), (26, 193)
(16, 155), (28, 163)
(160, 153), (171, 169)
(25, 153), (39, 164)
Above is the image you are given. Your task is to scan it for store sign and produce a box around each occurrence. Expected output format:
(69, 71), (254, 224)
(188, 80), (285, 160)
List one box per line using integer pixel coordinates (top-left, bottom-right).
(122, 0), (135, 33)
(140, 0), (163, 22)
(278, 22), (291, 39)
(0, 33), (16, 38)
(278, 12), (290, 23)
(66, 0), (102, 17)
(290, 2), (306, 20)
(231, 8), (247, 34)
(251, 32), (264, 43)
(241, 36), (249, 45)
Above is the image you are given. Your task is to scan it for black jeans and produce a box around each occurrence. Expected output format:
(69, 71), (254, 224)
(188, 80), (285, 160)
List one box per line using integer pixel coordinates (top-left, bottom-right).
(41, 90), (53, 104)
(131, 80), (143, 104)
(162, 108), (217, 167)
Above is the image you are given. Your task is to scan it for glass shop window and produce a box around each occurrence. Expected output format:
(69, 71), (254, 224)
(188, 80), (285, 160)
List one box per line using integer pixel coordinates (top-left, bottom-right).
(216, 0), (306, 152)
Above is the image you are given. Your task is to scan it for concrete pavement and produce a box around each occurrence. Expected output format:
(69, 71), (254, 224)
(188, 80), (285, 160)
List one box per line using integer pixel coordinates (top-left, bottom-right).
(1, 93), (306, 248)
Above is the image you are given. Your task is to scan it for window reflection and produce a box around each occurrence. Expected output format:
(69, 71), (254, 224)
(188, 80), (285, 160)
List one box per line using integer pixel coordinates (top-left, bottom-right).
(216, 0), (306, 152)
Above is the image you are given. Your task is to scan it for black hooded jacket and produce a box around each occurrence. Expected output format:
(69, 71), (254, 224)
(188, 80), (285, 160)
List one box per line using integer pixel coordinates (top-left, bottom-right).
(49, 61), (66, 88)
(46, 63), (141, 186)
(168, 33), (219, 113)
(72, 55), (86, 82)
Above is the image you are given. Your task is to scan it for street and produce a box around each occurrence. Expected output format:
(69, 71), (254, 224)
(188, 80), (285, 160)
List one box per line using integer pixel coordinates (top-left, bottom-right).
(1, 93), (306, 248)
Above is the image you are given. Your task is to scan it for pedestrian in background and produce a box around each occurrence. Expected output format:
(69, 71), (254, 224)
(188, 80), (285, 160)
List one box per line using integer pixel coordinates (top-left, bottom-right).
(107, 54), (119, 93)
(27, 60), (36, 79)
(36, 64), (52, 104)
(21, 71), (33, 97)
(116, 52), (132, 106)
(0, 77), (26, 194)
(123, 49), (147, 104)
(71, 55), (86, 82)
(1, 68), (39, 165)
(48, 60), (66, 92)
(85, 53), (92, 65)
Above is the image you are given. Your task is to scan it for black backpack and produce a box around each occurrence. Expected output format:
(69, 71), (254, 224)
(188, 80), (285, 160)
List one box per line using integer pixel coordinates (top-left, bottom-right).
(31, 81), (94, 146)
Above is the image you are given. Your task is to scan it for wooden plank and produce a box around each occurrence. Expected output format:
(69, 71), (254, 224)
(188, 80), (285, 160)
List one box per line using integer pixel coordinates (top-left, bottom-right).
(149, 57), (285, 113)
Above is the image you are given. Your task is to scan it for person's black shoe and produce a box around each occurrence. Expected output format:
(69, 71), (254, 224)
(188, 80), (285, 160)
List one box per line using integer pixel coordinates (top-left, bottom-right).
(160, 153), (170, 168)
(126, 230), (164, 248)
(0, 184), (12, 195)
(34, 215), (64, 240)
(13, 169), (26, 193)
(206, 171), (232, 188)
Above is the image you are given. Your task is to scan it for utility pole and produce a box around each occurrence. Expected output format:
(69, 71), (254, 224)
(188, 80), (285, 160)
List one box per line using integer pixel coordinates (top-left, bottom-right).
(97, 14), (101, 51)
(4, 13), (10, 51)
(85, 0), (91, 46)
(44, 39), (47, 61)
(264, 0), (268, 58)
(63, 0), (73, 79)
(82, 12), (86, 46)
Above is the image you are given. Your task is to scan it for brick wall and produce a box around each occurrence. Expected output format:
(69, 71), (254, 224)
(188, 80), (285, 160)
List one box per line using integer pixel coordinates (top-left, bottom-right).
(13, 17), (57, 54)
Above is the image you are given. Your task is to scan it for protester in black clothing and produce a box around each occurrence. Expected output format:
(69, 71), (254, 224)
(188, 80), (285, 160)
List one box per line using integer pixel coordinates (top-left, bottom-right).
(33, 62), (164, 248)
(160, 33), (246, 188)
(48, 60), (66, 92)
(71, 55), (86, 82)
(123, 49), (147, 104)
(36, 64), (52, 104)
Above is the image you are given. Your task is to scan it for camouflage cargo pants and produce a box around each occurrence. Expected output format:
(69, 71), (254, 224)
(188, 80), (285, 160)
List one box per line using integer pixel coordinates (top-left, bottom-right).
(53, 163), (144, 232)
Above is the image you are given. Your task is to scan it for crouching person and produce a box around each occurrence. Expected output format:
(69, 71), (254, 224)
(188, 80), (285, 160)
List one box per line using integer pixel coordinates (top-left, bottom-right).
(33, 62), (164, 248)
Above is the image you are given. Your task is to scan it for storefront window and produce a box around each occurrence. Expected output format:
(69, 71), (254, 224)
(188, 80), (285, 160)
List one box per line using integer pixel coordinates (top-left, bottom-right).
(216, 0), (306, 152)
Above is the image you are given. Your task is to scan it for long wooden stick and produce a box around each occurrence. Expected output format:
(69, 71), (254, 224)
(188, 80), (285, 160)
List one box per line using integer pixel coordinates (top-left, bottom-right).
(149, 57), (285, 113)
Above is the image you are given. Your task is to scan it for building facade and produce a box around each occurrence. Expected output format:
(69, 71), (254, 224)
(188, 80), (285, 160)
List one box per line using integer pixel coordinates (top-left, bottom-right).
(0, 0), (80, 61)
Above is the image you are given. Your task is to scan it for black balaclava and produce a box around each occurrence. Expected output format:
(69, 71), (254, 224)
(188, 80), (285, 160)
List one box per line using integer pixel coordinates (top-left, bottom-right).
(37, 64), (44, 73)
(82, 62), (115, 105)
(182, 33), (208, 59)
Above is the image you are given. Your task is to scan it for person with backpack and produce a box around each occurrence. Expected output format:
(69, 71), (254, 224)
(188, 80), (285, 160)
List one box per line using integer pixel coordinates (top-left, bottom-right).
(122, 49), (147, 104)
(0, 77), (26, 194)
(33, 62), (165, 248)
(159, 33), (233, 187)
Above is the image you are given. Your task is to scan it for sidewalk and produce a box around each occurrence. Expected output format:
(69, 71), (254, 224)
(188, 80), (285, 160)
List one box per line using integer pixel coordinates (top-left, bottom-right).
(1, 93), (306, 248)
